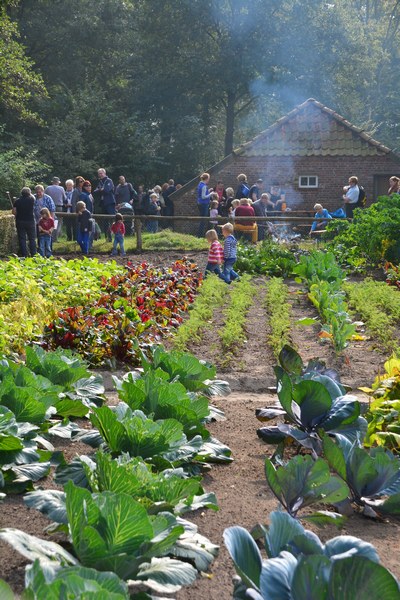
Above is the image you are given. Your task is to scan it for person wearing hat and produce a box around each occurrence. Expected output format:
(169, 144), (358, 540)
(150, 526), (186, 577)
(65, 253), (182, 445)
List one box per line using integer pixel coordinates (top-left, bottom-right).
(45, 176), (66, 241)
(249, 178), (263, 202)
(310, 203), (332, 234)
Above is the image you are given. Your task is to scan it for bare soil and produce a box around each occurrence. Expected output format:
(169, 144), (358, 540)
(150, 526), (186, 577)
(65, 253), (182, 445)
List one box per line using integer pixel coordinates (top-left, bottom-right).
(0, 252), (399, 599)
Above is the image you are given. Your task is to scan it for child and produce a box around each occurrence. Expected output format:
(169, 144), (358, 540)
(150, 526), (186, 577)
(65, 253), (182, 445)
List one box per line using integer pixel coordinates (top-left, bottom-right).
(146, 192), (161, 233)
(76, 200), (91, 255)
(111, 213), (126, 257)
(205, 229), (224, 278)
(38, 207), (54, 258)
(209, 197), (219, 229)
(228, 199), (240, 220)
(221, 222), (239, 283)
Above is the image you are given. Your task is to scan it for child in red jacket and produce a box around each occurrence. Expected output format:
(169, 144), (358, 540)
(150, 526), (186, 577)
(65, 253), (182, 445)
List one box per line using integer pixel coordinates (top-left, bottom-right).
(111, 213), (126, 257)
(205, 229), (224, 278)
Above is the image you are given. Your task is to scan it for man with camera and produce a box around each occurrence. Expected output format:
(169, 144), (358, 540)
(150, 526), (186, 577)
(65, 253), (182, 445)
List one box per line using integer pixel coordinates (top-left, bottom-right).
(94, 168), (116, 241)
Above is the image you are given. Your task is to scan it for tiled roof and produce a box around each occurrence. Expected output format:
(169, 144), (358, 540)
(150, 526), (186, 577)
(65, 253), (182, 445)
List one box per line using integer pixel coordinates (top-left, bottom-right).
(235, 98), (392, 157)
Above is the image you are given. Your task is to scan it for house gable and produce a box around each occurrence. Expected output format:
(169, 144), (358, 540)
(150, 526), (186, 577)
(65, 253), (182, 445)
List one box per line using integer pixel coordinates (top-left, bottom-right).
(235, 98), (392, 158)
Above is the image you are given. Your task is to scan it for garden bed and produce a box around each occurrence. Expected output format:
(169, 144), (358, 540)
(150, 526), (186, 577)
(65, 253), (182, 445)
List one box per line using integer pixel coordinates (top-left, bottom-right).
(0, 249), (400, 599)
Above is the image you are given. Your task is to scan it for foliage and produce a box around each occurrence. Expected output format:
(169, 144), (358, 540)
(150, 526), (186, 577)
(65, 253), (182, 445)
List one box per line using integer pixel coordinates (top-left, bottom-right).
(23, 560), (129, 600)
(256, 346), (366, 455)
(236, 239), (297, 278)
(0, 255), (123, 355)
(328, 196), (400, 266)
(223, 511), (400, 600)
(0, 211), (17, 256)
(294, 251), (355, 352)
(364, 357), (400, 453)
(219, 275), (256, 361)
(141, 344), (231, 397)
(33, 451), (218, 516)
(0, 11), (45, 123)
(323, 435), (400, 518)
(265, 277), (292, 357)
(42, 260), (202, 366)
(264, 455), (348, 524)
(172, 274), (227, 352)
(0, 146), (50, 210)
(344, 279), (400, 353)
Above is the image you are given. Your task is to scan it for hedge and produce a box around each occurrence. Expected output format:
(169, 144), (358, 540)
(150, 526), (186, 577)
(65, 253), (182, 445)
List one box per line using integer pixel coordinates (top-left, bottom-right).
(0, 211), (18, 256)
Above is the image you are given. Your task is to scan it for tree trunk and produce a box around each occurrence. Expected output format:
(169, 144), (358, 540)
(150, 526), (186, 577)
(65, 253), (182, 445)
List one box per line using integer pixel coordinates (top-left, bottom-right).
(224, 91), (236, 156)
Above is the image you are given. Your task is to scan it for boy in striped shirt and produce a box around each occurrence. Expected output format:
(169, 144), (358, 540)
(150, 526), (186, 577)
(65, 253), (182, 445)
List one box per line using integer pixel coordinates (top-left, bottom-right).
(222, 222), (239, 283)
(205, 229), (225, 278)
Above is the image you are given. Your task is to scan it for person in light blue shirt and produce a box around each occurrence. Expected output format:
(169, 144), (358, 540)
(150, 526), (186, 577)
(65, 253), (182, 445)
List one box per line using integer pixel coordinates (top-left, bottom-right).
(310, 203), (332, 233)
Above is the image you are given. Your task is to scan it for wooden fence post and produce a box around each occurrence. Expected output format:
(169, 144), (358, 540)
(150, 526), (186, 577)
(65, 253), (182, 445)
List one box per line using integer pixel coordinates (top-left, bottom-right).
(135, 217), (143, 252)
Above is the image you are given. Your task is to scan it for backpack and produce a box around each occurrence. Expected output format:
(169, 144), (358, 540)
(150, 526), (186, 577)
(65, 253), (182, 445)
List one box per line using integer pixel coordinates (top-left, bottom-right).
(357, 186), (366, 208)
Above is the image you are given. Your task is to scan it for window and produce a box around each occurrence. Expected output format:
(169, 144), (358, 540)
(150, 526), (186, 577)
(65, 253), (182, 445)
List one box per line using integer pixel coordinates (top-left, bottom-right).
(299, 175), (318, 188)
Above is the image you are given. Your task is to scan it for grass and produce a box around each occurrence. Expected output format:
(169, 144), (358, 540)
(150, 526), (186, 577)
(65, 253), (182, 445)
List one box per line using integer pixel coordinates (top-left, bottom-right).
(54, 230), (208, 254)
(172, 274), (227, 352)
(265, 277), (292, 357)
(219, 275), (256, 364)
(344, 279), (400, 352)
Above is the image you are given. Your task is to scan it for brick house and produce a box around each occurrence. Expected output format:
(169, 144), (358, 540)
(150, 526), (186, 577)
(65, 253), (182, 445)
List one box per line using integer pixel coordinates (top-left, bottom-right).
(171, 98), (400, 226)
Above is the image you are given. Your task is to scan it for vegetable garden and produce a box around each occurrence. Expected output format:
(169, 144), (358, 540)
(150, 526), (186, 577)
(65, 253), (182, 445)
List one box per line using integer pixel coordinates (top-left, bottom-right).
(1, 196), (400, 599)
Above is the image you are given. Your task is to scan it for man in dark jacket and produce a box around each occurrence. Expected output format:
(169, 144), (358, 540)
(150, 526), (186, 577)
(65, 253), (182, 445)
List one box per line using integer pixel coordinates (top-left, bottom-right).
(13, 187), (37, 256)
(252, 193), (273, 240)
(94, 168), (116, 240)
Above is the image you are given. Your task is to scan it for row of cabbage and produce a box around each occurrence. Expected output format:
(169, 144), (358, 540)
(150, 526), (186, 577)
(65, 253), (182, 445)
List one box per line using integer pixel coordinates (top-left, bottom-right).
(223, 345), (400, 599)
(0, 344), (232, 599)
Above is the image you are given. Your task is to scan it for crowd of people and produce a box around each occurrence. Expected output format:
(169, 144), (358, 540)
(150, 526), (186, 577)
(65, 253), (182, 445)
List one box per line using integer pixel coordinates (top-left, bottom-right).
(12, 170), (179, 257)
(196, 172), (286, 240)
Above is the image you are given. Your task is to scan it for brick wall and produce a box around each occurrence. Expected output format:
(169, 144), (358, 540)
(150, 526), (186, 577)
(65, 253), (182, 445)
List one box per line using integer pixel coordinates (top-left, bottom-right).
(173, 153), (400, 220)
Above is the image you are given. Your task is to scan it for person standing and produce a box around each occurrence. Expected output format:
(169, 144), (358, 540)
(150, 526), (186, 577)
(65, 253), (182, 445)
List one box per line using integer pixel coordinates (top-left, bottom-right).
(197, 172), (212, 237)
(45, 177), (66, 241)
(115, 175), (136, 206)
(221, 222), (239, 284)
(94, 168), (116, 241)
(76, 200), (91, 255)
(163, 178), (176, 229)
(235, 173), (250, 199)
(37, 207), (55, 257)
(388, 176), (400, 195)
(253, 192), (272, 240)
(80, 180), (94, 213)
(343, 176), (360, 218)
(64, 179), (75, 241)
(12, 187), (37, 257)
(34, 185), (56, 224)
(249, 178), (263, 202)
(110, 213), (126, 257)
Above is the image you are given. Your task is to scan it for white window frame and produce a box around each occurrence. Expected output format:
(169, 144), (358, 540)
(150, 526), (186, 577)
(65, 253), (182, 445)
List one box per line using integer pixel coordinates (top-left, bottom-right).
(298, 175), (318, 188)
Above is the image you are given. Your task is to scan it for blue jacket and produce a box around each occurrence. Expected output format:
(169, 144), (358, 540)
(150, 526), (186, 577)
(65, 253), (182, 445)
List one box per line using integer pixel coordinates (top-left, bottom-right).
(197, 181), (211, 205)
(96, 176), (115, 208)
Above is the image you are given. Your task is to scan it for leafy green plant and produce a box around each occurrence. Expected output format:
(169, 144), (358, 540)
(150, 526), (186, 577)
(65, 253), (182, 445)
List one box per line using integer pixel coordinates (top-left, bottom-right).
(323, 435), (400, 517)
(48, 450), (218, 515)
(236, 239), (297, 277)
(0, 481), (201, 593)
(24, 560), (129, 599)
(344, 279), (400, 353)
(114, 371), (210, 439)
(264, 455), (348, 525)
(264, 278), (292, 357)
(256, 346), (366, 456)
(223, 511), (400, 600)
(172, 274), (227, 352)
(142, 345), (230, 396)
(293, 252), (355, 352)
(328, 195), (400, 265)
(219, 275), (256, 360)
